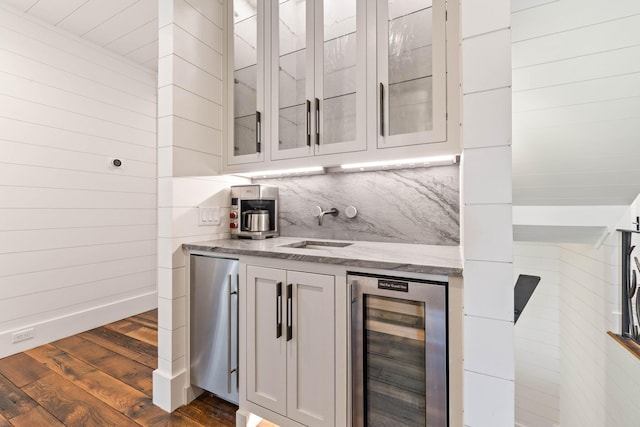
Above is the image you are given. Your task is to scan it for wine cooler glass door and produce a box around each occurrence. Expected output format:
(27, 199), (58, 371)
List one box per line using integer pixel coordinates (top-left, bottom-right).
(351, 274), (447, 427)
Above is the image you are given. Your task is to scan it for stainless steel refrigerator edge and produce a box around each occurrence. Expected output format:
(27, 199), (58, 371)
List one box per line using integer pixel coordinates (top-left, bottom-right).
(190, 255), (239, 405)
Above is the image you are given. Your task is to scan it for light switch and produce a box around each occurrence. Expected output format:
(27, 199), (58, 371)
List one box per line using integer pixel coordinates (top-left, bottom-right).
(198, 207), (221, 226)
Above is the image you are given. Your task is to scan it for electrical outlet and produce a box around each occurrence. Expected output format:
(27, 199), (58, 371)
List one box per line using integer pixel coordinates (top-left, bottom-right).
(11, 328), (35, 343)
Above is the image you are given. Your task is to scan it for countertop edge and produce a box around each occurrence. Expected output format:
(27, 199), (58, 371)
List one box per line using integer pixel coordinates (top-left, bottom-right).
(183, 243), (463, 277)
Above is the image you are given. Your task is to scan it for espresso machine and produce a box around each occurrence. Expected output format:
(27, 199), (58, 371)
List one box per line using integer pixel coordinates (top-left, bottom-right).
(230, 185), (279, 239)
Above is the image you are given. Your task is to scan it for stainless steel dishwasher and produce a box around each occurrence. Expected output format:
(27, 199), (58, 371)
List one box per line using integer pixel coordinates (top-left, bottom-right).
(190, 254), (239, 404)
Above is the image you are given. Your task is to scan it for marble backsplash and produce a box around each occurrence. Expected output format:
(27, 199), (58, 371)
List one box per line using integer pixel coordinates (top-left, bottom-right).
(256, 165), (460, 245)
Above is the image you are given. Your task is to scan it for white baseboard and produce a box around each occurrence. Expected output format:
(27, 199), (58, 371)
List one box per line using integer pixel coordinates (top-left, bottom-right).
(0, 291), (157, 359)
(153, 368), (188, 412)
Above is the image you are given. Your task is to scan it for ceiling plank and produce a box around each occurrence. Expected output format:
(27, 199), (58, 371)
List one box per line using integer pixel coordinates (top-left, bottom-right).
(57, 0), (139, 37)
(83, 0), (157, 47)
(27, 0), (89, 25)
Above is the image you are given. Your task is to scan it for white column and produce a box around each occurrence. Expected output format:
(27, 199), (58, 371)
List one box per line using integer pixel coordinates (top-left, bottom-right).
(460, 1), (514, 425)
(153, 0), (227, 412)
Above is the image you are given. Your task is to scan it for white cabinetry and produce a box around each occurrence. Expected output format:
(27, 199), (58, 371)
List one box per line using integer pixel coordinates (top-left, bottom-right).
(270, 0), (367, 160)
(376, 0), (447, 148)
(225, 0), (459, 172)
(245, 264), (336, 427)
(226, 0), (266, 165)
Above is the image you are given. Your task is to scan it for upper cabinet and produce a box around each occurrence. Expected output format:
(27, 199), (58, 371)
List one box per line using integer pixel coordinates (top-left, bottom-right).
(270, 0), (367, 160)
(224, 0), (459, 172)
(227, 0), (265, 165)
(377, 0), (446, 148)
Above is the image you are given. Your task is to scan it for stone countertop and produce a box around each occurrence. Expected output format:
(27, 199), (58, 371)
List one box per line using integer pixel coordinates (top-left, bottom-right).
(183, 237), (463, 277)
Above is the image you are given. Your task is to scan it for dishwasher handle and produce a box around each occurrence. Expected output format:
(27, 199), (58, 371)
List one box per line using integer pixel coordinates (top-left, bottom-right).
(227, 274), (238, 394)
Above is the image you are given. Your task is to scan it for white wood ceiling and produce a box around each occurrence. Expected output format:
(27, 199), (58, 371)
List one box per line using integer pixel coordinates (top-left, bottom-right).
(512, 0), (640, 206)
(0, 0), (158, 71)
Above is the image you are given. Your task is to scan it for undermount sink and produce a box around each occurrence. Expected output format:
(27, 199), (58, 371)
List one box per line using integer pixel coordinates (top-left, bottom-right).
(279, 240), (353, 250)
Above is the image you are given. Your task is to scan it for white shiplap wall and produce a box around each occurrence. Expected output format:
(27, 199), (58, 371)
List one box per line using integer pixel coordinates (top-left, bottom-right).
(559, 230), (640, 427)
(460, 1), (514, 425)
(511, 0), (640, 206)
(153, 0), (250, 412)
(514, 242), (560, 427)
(558, 238), (620, 426)
(0, 5), (157, 357)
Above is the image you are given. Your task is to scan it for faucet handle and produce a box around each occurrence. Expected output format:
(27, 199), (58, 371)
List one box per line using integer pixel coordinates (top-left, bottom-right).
(313, 206), (323, 217)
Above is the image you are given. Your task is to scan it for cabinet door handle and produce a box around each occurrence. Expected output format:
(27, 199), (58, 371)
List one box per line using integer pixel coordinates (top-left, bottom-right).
(228, 274), (238, 394)
(379, 83), (384, 136)
(276, 281), (282, 339)
(256, 111), (262, 153)
(306, 99), (311, 147)
(286, 284), (293, 342)
(315, 98), (320, 146)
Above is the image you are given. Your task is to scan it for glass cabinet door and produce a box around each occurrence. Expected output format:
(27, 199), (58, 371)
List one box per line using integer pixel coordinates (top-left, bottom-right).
(377, 0), (446, 148)
(315, 0), (366, 155)
(228, 0), (265, 165)
(271, 0), (366, 160)
(272, 0), (310, 159)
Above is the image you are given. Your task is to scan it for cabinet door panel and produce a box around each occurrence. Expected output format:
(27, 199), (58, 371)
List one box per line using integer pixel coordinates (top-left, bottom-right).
(377, 0), (446, 148)
(286, 271), (335, 427)
(271, 0), (313, 160)
(315, 0), (367, 155)
(228, 0), (265, 165)
(246, 265), (287, 414)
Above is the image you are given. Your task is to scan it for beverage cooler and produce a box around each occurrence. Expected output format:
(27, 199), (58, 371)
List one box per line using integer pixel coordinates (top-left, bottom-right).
(350, 273), (448, 427)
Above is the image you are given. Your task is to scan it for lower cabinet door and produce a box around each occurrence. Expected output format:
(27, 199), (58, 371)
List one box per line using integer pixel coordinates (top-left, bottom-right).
(286, 271), (335, 427)
(246, 265), (287, 415)
(246, 266), (336, 426)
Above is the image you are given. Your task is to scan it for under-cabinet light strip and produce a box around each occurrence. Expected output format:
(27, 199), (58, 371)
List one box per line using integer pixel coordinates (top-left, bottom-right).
(239, 166), (325, 178)
(340, 155), (457, 170)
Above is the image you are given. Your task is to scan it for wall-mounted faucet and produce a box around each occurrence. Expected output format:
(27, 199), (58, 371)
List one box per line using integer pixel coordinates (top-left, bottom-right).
(314, 206), (339, 226)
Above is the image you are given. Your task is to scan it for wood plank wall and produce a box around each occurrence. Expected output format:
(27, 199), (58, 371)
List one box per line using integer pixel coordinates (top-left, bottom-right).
(0, 5), (157, 358)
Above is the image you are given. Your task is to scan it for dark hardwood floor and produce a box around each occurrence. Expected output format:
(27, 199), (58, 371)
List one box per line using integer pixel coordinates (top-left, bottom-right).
(0, 310), (239, 426)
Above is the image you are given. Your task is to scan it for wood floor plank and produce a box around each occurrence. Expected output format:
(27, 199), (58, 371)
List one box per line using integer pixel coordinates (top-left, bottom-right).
(0, 412), (10, 427)
(22, 374), (140, 427)
(0, 352), (52, 387)
(78, 327), (157, 369)
(139, 410), (210, 427)
(176, 393), (236, 427)
(128, 313), (158, 330)
(9, 406), (65, 427)
(51, 335), (153, 396)
(137, 309), (158, 323)
(104, 319), (158, 346)
(123, 325), (158, 346)
(26, 344), (170, 426)
(0, 373), (37, 419)
(104, 319), (142, 334)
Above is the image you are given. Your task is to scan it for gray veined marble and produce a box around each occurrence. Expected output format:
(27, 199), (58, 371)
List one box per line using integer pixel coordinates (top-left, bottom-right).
(256, 165), (460, 245)
(184, 237), (463, 277)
